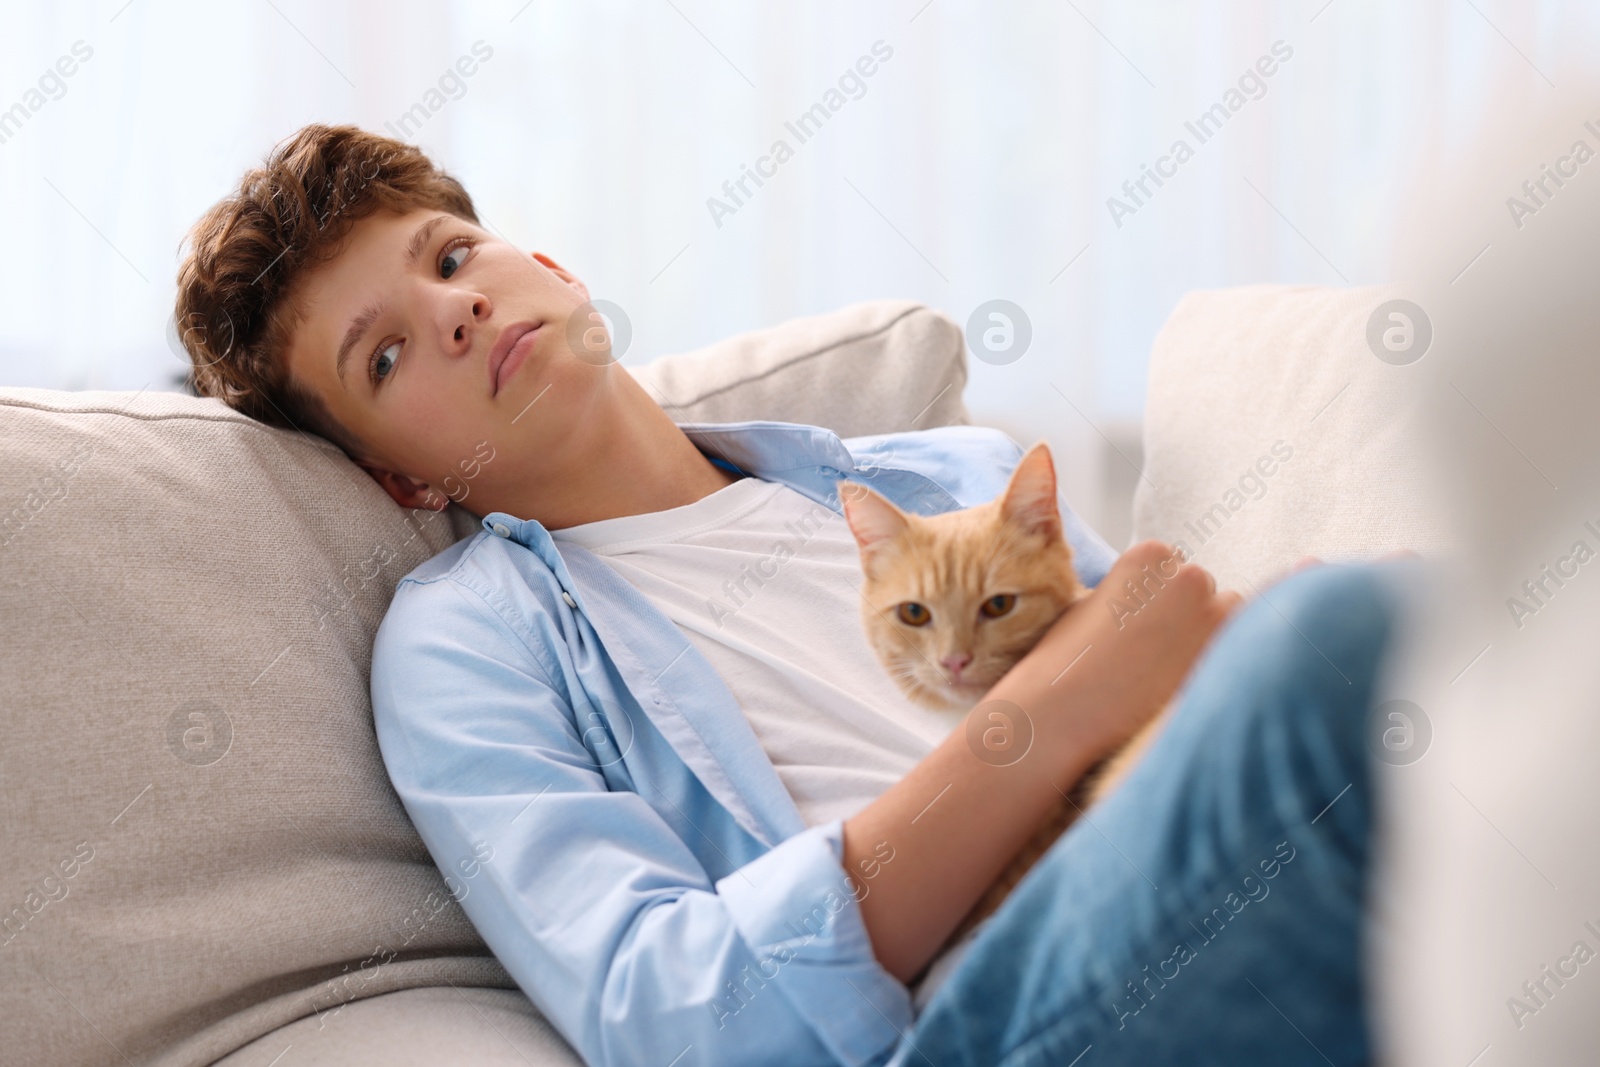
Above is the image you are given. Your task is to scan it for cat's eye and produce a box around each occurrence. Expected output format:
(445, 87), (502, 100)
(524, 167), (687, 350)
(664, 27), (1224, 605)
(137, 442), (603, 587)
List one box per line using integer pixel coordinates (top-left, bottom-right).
(896, 602), (931, 626)
(980, 594), (1017, 619)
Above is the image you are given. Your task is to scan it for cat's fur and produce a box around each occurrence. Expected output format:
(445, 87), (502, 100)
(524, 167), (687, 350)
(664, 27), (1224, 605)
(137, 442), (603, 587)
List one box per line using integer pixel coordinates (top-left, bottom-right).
(840, 441), (1165, 952)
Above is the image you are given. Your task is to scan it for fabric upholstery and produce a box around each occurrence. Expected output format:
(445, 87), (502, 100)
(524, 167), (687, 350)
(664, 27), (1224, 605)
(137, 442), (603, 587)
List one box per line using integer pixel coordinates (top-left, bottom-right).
(1131, 284), (1456, 591)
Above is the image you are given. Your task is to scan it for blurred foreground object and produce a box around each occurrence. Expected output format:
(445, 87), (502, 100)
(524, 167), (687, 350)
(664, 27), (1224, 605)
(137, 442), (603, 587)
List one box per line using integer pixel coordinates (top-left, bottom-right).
(1372, 61), (1600, 1067)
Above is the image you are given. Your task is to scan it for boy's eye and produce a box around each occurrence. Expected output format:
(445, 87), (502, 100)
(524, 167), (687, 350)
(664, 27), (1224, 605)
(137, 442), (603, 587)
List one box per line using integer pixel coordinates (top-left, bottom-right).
(897, 602), (931, 626)
(979, 594), (1016, 618)
(370, 340), (401, 384)
(440, 242), (471, 279)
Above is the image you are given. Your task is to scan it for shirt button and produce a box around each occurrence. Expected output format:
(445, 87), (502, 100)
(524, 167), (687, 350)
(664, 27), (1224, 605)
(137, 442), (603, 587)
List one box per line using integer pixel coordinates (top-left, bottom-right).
(492, 523), (511, 538)
(818, 466), (838, 477)
(561, 591), (577, 609)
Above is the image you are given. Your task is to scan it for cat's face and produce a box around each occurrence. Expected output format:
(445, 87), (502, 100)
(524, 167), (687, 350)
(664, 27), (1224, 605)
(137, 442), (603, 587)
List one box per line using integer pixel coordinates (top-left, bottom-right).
(841, 442), (1087, 713)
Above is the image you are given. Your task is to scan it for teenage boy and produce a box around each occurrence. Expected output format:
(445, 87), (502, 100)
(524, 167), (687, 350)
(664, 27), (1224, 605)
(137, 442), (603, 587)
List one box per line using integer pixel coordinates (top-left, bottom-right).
(176, 124), (1403, 1067)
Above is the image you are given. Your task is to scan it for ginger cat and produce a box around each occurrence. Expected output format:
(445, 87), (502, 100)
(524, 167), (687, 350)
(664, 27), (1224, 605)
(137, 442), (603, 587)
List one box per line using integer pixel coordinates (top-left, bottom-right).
(840, 441), (1165, 952)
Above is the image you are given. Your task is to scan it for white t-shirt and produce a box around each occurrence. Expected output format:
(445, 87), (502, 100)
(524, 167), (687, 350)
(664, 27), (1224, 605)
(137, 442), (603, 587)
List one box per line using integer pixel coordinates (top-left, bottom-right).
(551, 474), (963, 828)
(550, 473), (983, 1006)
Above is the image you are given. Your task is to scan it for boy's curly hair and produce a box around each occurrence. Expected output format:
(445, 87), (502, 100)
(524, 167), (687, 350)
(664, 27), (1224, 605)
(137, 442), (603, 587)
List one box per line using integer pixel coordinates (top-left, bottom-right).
(174, 124), (478, 456)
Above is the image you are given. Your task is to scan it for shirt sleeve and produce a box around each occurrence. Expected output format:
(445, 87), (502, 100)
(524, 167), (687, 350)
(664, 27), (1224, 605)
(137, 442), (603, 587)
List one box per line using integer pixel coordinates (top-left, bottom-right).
(370, 571), (911, 1067)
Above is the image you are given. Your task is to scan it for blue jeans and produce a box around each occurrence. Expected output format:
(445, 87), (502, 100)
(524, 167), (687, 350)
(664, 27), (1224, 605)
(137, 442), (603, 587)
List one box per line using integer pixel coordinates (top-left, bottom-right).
(894, 562), (1405, 1067)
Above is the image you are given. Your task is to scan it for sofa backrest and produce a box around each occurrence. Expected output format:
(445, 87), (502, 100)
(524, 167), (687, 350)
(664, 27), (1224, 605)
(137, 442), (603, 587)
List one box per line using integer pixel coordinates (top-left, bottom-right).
(0, 300), (968, 1067)
(1131, 283), (1457, 590)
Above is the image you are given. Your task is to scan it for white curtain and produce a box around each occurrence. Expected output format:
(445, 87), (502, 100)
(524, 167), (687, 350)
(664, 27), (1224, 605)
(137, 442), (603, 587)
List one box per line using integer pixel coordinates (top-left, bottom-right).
(1, 0), (1591, 530)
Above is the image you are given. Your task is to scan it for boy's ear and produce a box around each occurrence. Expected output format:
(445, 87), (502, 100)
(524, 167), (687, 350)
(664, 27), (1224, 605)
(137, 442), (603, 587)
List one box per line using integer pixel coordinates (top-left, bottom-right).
(531, 252), (590, 302)
(360, 464), (448, 512)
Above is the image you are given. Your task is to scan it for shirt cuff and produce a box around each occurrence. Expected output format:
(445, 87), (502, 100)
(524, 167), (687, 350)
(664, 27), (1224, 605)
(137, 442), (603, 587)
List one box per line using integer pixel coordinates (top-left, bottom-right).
(716, 819), (912, 1066)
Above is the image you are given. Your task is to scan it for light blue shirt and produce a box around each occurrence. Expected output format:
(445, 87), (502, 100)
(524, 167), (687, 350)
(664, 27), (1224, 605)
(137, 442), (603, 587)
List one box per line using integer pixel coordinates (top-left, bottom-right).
(370, 420), (1117, 1067)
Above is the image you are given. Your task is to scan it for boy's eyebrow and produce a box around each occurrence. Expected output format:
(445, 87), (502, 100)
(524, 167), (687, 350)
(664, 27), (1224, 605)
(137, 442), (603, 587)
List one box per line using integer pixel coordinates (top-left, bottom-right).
(334, 215), (453, 387)
(335, 300), (385, 387)
(404, 214), (451, 268)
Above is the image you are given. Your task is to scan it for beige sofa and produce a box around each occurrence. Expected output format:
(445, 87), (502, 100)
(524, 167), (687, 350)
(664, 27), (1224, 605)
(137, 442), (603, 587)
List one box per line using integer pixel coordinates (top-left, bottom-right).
(1, 289), (1447, 1066)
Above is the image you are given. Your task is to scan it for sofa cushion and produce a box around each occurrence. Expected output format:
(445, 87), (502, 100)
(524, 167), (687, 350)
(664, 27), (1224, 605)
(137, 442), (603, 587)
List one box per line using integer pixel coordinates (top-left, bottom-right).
(0, 299), (968, 1067)
(212, 988), (579, 1067)
(1131, 284), (1456, 591)
(631, 299), (969, 438)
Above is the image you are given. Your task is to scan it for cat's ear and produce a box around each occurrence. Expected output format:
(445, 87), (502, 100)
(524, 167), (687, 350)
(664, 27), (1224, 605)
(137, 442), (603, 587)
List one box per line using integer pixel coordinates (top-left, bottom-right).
(1000, 442), (1063, 541)
(840, 481), (909, 568)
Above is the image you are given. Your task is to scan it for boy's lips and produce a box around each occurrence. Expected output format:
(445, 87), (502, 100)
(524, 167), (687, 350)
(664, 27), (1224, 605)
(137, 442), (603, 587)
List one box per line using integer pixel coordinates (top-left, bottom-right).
(489, 321), (543, 396)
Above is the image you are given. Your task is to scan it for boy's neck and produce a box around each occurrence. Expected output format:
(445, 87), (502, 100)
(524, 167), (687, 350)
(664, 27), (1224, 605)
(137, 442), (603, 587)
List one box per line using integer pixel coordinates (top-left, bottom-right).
(501, 369), (743, 531)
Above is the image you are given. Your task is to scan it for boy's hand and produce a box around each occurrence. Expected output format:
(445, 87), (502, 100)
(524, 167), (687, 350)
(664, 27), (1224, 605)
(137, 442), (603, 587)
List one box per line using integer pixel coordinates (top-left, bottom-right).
(985, 540), (1242, 775)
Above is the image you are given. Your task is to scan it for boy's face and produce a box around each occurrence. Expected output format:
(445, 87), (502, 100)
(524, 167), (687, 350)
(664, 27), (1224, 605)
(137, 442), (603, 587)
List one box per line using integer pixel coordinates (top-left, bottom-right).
(283, 207), (598, 511)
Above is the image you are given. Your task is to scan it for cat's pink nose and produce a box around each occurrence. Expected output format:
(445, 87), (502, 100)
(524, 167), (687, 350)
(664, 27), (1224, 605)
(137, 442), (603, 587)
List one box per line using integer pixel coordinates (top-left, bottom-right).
(941, 653), (972, 679)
